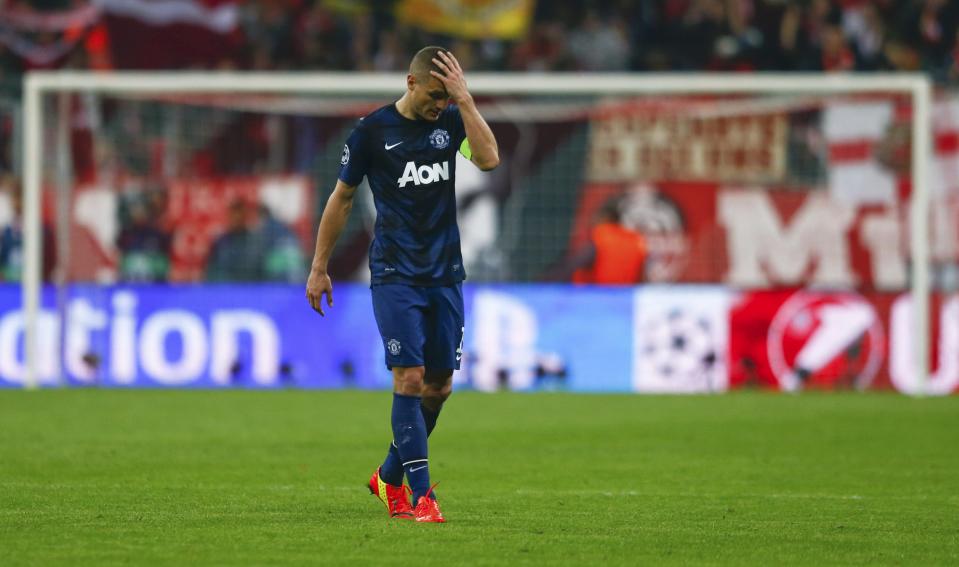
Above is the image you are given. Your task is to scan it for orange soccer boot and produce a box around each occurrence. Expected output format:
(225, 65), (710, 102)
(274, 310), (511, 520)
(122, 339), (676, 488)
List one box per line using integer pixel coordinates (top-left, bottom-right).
(413, 485), (445, 523)
(368, 467), (414, 519)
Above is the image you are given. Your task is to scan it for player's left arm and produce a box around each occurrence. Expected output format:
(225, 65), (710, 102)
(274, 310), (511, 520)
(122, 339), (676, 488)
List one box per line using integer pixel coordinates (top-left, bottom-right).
(431, 51), (500, 171)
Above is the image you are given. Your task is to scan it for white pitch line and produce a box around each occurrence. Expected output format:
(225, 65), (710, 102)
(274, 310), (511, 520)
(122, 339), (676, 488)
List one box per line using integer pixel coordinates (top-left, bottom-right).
(0, 481), (359, 492)
(512, 489), (956, 502)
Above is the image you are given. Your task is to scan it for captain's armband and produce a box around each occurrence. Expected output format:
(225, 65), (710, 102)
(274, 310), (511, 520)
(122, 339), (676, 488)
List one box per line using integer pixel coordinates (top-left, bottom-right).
(458, 138), (472, 160)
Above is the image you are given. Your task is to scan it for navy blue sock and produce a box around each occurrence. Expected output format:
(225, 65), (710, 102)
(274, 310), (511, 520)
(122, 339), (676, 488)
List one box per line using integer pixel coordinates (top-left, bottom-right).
(391, 393), (431, 503)
(421, 404), (441, 435)
(379, 441), (404, 486)
(381, 404), (442, 488)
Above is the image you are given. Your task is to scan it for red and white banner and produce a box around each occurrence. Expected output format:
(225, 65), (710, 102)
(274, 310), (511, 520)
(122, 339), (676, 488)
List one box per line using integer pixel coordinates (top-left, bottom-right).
(0, 29), (83, 67)
(587, 99), (789, 184)
(576, 94), (959, 290)
(585, 93), (959, 200)
(0, 4), (101, 32)
(824, 96), (959, 204)
(571, 181), (959, 290)
(0, 0), (240, 68)
(95, 0), (239, 33)
(99, 0), (241, 69)
(625, 286), (959, 395)
(729, 289), (959, 395)
(0, 0), (240, 33)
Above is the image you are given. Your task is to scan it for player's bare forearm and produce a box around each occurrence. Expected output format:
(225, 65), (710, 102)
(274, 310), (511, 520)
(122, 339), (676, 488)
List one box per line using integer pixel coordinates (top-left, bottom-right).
(306, 180), (356, 315)
(431, 51), (499, 171)
(310, 181), (356, 272)
(458, 98), (500, 171)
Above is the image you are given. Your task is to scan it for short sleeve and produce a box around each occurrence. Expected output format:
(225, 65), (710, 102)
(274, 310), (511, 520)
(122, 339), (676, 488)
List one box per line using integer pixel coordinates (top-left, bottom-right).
(448, 105), (468, 151)
(338, 122), (370, 186)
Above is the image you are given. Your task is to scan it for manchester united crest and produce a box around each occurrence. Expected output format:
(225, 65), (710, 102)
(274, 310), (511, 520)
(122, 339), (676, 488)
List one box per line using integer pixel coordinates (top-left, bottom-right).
(387, 338), (402, 356)
(429, 129), (450, 149)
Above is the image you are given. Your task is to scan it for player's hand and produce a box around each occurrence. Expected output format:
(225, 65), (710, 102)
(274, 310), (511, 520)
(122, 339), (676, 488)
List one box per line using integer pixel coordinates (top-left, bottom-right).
(431, 51), (472, 106)
(306, 269), (333, 316)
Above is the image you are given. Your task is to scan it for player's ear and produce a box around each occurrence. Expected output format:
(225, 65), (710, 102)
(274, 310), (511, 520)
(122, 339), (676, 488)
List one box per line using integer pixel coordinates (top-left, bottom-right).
(407, 74), (416, 92)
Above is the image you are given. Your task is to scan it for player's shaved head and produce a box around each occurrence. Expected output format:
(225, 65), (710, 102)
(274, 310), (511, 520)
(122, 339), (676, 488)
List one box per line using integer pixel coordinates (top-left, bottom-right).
(400, 45), (452, 122)
(409, 46), (448, 83)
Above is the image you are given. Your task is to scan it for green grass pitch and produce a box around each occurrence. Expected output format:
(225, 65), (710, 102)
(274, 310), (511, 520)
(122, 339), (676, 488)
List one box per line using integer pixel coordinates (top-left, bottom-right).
(1, 390), (957, 566)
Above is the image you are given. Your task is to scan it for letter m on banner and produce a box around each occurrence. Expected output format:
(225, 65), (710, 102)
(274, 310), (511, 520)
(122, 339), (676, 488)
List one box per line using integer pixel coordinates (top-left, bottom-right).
(718, 190), (857, 287)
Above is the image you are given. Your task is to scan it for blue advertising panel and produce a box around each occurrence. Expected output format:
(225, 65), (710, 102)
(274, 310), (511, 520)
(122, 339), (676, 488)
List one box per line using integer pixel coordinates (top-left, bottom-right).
(459, 285), (634, 392)
(0, 284), (636, 391)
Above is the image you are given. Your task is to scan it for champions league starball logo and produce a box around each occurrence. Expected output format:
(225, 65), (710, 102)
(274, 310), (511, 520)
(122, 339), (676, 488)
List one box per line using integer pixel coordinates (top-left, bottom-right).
(640, 309), (720, 392)
(341, 144), (350, 165)
(767, 292), (885, 391)
(429, 129), (450, 149)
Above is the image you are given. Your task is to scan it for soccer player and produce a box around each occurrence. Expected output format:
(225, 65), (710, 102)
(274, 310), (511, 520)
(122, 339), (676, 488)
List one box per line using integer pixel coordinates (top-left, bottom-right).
(305, 46), (499, 523)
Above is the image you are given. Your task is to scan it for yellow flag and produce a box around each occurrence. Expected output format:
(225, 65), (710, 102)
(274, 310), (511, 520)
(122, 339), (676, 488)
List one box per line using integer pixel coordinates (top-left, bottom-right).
(396, 0), (534, 40)
(322, 0), (369, 15)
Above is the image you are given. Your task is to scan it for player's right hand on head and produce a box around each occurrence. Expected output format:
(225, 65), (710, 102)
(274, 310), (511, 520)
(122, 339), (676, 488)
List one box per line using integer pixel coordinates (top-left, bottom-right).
(306, 270), (334, 316)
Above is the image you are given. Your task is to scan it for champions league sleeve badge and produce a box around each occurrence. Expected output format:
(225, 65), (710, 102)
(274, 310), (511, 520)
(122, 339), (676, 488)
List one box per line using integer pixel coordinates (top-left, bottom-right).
(429, 129), (450, 149)
(341, 144), (350, 165)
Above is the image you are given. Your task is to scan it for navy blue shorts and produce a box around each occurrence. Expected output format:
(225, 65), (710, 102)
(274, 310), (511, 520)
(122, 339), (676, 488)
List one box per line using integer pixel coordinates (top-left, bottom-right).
(371, 283), (464, 370)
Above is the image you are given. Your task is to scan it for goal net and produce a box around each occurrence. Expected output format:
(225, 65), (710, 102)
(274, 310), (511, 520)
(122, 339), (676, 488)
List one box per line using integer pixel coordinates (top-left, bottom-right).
(15, 72), (937, 392)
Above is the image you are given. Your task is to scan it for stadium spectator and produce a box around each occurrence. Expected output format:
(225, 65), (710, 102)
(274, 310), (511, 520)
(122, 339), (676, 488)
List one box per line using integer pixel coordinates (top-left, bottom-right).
(842, 2), (886, 70)
(297, 1), (352, 70)
(508, 22), (572, 71)
(259, 204), (308, 283)
(909, 0), (954, 63)
(373, 29), (405, 71)
(116, 194), (171, 283)
(574, 200), (648, 285)
(566, 9), (630, 71)
(548, 199), (648, 285)
(206, 198), (306, 282)
(945, 30), (959, 83)
(0, 178), (56, 282)
(206, 198), (270, 282)
(240, 0), (298, 70)
(675, 0), (735, 70)
(811, 21), (857, 72)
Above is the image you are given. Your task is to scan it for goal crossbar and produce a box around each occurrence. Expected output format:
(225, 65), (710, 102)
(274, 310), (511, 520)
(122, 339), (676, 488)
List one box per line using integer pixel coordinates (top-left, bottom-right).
(20, 72), (934, 392)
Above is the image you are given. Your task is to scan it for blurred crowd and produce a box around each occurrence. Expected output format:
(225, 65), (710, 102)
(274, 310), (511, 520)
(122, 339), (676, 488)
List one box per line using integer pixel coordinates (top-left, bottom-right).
(111, 182), (309, 283)
(0, 181), (307, 283)
(0, 175), (308, 283)
(2, 0), (959, 285)
(0, 1), (958, 80)
(249, 0), (959, 79)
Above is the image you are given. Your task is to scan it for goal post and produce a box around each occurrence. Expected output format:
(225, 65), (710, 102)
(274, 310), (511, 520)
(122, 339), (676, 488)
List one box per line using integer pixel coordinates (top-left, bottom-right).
(20, 71), (934, 392)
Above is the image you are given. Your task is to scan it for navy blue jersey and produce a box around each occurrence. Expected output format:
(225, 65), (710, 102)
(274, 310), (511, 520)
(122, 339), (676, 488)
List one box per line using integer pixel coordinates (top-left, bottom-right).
(338, 103), (468, 286)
